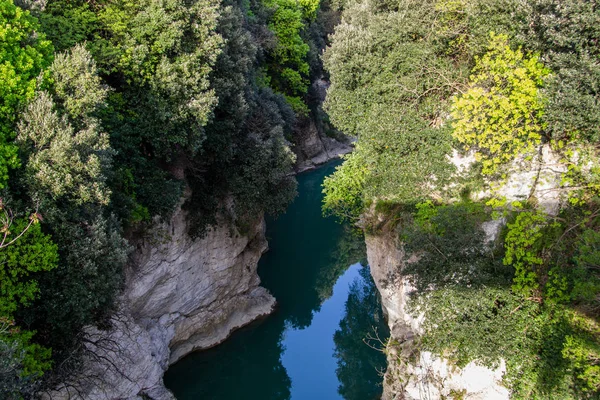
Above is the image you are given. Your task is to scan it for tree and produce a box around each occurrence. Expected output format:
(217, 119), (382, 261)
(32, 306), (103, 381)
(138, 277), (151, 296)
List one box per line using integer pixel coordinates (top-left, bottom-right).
(0, 218), (58, 317)
(1, 319), (53, 399)
(17, 45), (112, 207)
(0, 212), (57, 398)
(451, 33), (549, 175)
(322, 151), (368, 222)
(524, 0), (600, 143)
(0, 0), (52, 187)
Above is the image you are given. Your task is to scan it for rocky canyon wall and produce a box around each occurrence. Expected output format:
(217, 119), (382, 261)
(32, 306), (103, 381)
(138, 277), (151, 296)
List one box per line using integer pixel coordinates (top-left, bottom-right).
(366, 144), (565, 399)
(293, 79), (353, 173)
(366, 232), (509, 400)
(44, 198), (275, 400)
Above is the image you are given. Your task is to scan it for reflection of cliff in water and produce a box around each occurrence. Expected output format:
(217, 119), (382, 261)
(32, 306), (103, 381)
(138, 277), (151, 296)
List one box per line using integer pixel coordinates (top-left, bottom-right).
(334, 266), (390, 400)
(164, 162), (388, 399)
(257, 161), (352, 331)
(164, 319), (292, 399)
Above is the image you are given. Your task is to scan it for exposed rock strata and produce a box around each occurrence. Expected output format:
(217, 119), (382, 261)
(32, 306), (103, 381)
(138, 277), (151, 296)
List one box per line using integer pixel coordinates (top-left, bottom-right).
(45, 200), (275, 400)
(366, 233), (509, 400)
(367, 144), (566, 399)
(293, 115), (353, 173)
(293, 79), (353, 172)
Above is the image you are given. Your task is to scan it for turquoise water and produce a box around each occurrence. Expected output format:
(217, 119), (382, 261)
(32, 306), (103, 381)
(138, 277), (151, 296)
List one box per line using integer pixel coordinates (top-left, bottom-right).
(164, 162), (389, 400)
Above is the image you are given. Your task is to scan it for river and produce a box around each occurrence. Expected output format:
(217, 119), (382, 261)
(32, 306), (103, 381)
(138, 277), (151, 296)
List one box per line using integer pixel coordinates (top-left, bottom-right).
(164, 162), (389, 400)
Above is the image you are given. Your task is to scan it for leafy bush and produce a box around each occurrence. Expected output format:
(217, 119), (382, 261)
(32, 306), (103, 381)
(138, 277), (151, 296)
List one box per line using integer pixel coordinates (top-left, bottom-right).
(0, 0), (52, 187)
(451, 33), (549, 175)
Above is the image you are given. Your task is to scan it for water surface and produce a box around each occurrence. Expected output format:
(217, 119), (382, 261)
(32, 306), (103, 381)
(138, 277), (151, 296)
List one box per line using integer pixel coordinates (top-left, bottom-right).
(164, 162), (389, 400)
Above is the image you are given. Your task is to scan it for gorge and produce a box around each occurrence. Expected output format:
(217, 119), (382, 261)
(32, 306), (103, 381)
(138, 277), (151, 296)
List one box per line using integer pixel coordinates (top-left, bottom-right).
(2, 0), (600, 399)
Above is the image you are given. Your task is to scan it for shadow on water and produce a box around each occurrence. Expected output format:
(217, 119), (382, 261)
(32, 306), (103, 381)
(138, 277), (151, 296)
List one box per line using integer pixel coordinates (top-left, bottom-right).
(164, 162), (389, 400)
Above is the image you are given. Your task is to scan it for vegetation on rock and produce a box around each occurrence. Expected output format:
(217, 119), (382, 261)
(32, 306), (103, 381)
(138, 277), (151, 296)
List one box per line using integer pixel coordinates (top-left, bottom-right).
(0, 0), (338, 394)
(323, 0), (600, 397)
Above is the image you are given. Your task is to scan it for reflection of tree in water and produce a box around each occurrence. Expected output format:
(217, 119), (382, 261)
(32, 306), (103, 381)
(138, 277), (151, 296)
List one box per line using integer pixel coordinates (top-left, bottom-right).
(334, 266), (389, 400)
(316, 227), (367, 302)
(261, 223), (366, 330)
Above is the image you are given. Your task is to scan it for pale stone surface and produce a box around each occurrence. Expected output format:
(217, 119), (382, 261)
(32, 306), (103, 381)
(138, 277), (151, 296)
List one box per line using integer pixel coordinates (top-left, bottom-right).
(494, 144), (566, 216)
(293, 79), (353, 173)
(366, 232), (509, 400)
(44, 313), (175, 400)
(450, 144), (566, 216)
(481, 218), (505, 244)
(43, 199), (276, 400)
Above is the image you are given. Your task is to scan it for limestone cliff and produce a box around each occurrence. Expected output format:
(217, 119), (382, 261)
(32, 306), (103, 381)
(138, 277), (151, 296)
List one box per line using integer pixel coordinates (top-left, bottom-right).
(366, 144), (565, 399)
(366, 232), (509, 400)
(293, 79), (353, 173)
(45, 199), (275, 400)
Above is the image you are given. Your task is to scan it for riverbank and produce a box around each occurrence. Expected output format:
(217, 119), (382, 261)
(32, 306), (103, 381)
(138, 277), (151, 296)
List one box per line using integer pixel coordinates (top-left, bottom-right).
(165, 162), (388, 399)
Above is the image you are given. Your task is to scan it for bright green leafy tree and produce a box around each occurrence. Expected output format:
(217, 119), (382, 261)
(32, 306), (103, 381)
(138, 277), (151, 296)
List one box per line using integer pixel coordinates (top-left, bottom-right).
(263, 0), (318, 113)
(451, 33), (549, 175)
(0, 0), (52, 188)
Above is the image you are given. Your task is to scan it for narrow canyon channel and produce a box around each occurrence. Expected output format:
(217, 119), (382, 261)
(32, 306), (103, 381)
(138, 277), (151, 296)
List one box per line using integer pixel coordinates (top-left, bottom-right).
(164, 162), (390, 399)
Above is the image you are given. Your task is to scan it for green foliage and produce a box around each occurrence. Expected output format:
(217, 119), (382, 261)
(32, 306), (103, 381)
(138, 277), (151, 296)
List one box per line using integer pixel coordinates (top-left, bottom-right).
(17, 45), (112, 206)
(322, 151), (368, 222)
(524, 0), (600, 143)
(0, 0), (308, 394)
(298, 0), (320, 19)
(1, 321), (52, 399)
(412, 286), (540, 369)
(503, 211), (548, 298)
(0, 220), (58, 317)
(324, 0), (600, 398)
(40, 0), (224, 220)
(0, 0), (52, 187)
(323, 0), (467, 207)
(30, 214), (128, 349)
(0, 212), (56, 397)
(37, 1), (97, 52)
(451, 33), (549, 175)
(562, 333), (600, 394)
(413, 200), (439, 232)
(284, 95), (310, 116)
(229, 134), (297, 222)
(97, 0), (222, 157)
(185, 2), (297, 236)
(545, 266), (571, 305)
(263, 0), (313, 99)
(403, 203), (600, 398)
(402, 201), (509, 293)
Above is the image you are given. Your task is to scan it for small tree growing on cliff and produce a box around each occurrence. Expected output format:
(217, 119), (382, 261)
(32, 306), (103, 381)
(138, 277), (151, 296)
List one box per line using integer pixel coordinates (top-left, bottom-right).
(451, 33), (549, 175)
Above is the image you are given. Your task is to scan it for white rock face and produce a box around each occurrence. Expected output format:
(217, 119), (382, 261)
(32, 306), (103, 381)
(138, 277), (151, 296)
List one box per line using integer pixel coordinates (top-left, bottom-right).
(44, 199), (276, 400)
(367, 145), (566, 399)
(452, 144), (567, 216)
(366, 233), (509, 400)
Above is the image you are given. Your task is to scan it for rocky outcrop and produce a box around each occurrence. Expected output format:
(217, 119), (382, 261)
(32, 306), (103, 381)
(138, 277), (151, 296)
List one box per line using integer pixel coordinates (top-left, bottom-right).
(292, 115), (353, 173)
(366, 232), (509, 400)
(453, 144), (566, 216)
(44, 198), (275, 400)
(367, 144), (566, 399)
(293, 79), (353, 173)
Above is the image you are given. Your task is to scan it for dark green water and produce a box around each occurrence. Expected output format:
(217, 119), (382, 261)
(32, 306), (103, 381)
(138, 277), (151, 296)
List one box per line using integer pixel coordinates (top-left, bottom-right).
(164, 162), (389, 400)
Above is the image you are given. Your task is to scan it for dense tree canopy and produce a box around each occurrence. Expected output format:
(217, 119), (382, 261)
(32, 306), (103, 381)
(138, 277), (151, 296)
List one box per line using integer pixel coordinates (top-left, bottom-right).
(0, 0), (328, 394)
(0, 0), (52, 187)
(323, 0), (600, 398)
